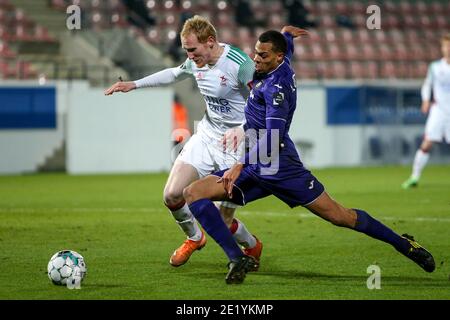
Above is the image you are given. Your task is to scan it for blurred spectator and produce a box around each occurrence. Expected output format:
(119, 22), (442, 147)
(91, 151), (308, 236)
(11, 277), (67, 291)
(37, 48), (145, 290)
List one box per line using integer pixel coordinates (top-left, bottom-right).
(168, 11), (194, 62)
(282, 0), (318, 28)
(172, 94), (190, 146)
(121, 0), (156, 29)
(230, 0), (266, 33)
(336, 14), (355, 29)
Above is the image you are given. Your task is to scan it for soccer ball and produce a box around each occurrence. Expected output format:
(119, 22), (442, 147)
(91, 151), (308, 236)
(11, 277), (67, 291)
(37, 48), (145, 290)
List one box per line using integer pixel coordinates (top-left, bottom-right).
(47, 250), (87, 286)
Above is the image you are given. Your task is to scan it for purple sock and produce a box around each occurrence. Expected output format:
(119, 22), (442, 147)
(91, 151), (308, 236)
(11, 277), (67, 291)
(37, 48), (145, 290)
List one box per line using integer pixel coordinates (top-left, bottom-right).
(189, 199), (243, 261)
(354, 209), (410, 254)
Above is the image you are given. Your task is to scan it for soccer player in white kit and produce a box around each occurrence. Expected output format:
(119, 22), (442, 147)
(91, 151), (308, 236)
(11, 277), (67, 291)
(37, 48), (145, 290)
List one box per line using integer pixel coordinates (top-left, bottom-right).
(105, 16), (264, 268)
(402, 34), (450, 189)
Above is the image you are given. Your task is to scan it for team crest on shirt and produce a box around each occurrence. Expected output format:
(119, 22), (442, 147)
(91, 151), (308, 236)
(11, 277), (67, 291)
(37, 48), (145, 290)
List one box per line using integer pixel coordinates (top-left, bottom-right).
(196, 72), (204, 80)
(219, 75), (227, 86)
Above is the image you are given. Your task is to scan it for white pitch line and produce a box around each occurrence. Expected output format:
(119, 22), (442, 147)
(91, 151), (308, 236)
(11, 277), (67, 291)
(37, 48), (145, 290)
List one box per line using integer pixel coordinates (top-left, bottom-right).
(1, 207), (449, 223)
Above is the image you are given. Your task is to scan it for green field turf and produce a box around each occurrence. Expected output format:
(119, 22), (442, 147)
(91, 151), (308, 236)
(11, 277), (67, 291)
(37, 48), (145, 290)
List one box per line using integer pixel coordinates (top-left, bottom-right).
(0, 165), (449, 300)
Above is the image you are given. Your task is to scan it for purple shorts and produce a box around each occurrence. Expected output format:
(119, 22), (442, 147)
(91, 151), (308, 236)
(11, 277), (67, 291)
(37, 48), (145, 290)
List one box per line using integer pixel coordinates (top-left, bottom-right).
(213, 165), (325, 208)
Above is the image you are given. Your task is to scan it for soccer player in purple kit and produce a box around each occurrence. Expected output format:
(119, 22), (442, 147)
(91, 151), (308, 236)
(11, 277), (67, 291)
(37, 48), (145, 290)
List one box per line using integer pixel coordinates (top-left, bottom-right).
(183, 29), (436, 284)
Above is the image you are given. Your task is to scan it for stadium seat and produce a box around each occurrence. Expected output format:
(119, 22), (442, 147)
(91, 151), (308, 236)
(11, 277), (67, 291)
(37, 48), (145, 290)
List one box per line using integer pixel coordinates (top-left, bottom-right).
(361, 44), (377, 61)
(399, 0), (414, 15)
(218, 27), (237, 45)
(349, 61), (366, 79)
(43, 0), (449, 80)
(366, 61), (379, 79)
(415, 1), (429, 14)
(295, 61), (318, 79)
(330, 61), (347, 79)
(344, 44), (361, 60)
(327, 43), (342, 60)
(0, 41), (15, 58)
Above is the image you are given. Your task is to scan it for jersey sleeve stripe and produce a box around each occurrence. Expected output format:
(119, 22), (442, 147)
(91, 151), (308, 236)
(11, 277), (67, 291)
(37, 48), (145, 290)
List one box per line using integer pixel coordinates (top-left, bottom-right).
(266, 117), (287, 122)
(227, 54), (244, 65)
(228, 51), (245, 64)
(229, 47), (247, 61)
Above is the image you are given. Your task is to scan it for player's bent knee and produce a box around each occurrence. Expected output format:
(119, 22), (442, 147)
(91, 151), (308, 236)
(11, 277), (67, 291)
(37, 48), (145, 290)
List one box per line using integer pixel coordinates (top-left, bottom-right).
(163, 189), (185, 209)
(183, 183), (202, 205)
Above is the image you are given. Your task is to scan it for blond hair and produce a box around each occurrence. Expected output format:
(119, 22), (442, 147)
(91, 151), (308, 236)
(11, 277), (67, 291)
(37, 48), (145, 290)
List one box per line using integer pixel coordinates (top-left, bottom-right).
(180, 15), (217, 43)
(442, 33), (450, 42)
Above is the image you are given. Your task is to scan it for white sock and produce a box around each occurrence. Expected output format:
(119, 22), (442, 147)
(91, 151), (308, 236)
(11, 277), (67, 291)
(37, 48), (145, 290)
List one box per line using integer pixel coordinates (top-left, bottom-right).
(231, 218), (256, 249)
(170, 203), (202, 241)
(412, 149), (430, 180)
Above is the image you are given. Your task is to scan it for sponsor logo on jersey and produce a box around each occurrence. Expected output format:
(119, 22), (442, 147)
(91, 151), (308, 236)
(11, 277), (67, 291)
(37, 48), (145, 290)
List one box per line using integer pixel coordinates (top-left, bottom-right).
(255, 81), (263, 89)
(203, 95), (231, 113)
(273, 92), (285, 106)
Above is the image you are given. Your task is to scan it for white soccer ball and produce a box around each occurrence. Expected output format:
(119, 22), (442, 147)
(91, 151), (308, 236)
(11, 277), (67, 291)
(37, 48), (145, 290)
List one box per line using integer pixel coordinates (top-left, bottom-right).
(47, 250), (87, 286)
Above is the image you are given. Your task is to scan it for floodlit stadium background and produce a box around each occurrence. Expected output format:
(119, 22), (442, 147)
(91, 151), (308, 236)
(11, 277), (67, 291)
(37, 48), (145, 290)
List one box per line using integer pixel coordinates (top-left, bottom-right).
(1, 0), (449, 174)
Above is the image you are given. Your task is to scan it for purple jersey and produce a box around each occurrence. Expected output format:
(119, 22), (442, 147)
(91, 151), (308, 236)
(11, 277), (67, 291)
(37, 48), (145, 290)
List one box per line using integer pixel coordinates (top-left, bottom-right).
(242, 33), (306, 180)
(214, 33), (325, 208)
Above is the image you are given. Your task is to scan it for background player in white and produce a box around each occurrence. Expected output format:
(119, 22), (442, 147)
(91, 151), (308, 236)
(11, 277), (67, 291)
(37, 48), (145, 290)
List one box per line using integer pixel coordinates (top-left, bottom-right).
(105, 16), (264, 268)
(402, 33), (450, 189)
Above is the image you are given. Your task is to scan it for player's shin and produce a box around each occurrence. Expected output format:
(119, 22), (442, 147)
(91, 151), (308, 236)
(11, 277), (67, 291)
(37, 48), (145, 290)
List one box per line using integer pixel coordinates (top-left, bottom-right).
(189, 199), (244, 261)
(412, 149), (430, 180)
(230, 218), (257, 249)
(353, 209), (410, 254)
(169, 202), (202, 241)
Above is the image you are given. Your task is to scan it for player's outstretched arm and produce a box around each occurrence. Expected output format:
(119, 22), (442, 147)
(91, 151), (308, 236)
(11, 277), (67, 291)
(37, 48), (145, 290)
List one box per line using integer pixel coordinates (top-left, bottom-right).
(104, 81), (136, 96)
(281, 26), (309, 38)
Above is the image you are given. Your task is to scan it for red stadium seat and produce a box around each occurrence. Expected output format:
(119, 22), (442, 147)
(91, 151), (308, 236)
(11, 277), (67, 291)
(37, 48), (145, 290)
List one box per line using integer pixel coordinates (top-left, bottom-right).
(378, 44), (394, 61)
(0, 40), (15, 58)
(218, 27), (237, 45)
(380, 61), (396, 78)
(320, 15), (335, 28)
(412, 61), (429, 79)
(340, 29), (354, 43)
(349, 61), (366, 79)
(310, 43), (325, 60)
(399, 0), (414, 15)
(415, 1), (429, 14)
(357, 29), (370, 43)
(344, 43), (361, 60)
(430, 1), (444, 14)
(268, 13), (284, 29)
(326, 43), (341, 60)
(393, 43), (410, 61)
(361, 44), (377, 61)
(295, 61), (318, 79)
(330, 61), (347, 79)
(366, 61), (379, 79)
(324, 29), (337, 43)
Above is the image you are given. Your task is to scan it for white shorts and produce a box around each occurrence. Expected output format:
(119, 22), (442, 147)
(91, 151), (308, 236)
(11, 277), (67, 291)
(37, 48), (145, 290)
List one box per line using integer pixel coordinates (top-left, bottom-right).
(177, 133), (243, 208)
(424, 106), (450, 143)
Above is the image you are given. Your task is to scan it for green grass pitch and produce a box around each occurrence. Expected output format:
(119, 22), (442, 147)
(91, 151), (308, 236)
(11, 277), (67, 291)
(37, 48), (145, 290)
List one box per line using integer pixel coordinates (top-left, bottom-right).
(0, 165), (449, 300)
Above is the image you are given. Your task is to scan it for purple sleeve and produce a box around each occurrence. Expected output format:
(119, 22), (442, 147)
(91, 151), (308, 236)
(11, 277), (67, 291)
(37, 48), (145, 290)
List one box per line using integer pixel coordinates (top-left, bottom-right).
(241, 84), (289, 165)
(283, 32), (294, 63)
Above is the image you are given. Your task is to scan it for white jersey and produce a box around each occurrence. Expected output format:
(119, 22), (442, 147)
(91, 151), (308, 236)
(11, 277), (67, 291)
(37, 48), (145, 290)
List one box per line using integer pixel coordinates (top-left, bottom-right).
(421, 58), (450, 115)
(134, 44), (255, 145)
